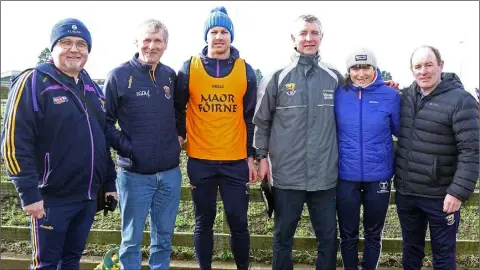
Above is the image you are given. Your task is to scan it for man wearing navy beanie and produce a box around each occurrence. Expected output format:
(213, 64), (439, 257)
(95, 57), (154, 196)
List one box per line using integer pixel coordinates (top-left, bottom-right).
(1, 17), (116, 269)
(50, 18), (92, 53)
(176, 6), (258, 270)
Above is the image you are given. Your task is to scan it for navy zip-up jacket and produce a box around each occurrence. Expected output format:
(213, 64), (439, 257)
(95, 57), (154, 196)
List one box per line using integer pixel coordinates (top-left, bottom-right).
(175, 46), (257, 158)
(335, 69), (401, 182)
(104, 54), (181, 174)
(1, 63), (116, 208)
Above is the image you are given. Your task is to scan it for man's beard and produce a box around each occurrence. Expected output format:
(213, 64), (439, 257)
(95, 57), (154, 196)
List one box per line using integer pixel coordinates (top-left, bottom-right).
(65, 60), (83, 72)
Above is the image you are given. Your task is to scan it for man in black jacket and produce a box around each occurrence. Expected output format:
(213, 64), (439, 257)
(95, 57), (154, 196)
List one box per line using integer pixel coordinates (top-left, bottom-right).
(394, 45), (479, 270)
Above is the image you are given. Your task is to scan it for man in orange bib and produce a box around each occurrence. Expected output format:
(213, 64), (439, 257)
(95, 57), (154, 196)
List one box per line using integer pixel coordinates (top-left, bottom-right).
(175, 6), (258, 270)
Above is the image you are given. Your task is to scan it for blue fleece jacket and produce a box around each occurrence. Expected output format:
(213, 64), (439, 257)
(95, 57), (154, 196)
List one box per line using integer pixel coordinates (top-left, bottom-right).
(175, 46), (257, 158)
(335, 69), (401, 182)
(0, 63), (116, 208)
(104, 54), (182, 174)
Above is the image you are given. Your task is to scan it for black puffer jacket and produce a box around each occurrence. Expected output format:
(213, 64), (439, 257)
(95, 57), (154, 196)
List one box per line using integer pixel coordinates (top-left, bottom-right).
(394, 73), (479, 201)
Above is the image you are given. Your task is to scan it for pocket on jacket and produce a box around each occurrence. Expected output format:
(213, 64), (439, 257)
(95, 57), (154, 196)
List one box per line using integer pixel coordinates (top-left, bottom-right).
(429, 156), (438, 185)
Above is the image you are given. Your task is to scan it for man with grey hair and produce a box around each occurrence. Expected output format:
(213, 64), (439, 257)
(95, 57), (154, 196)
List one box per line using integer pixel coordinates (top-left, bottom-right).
(254, 14), (342, 270)
(103, 19), (184, 270)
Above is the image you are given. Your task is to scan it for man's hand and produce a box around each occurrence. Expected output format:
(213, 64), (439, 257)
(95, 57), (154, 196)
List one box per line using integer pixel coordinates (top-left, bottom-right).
(257, 158), (270, 182)
(23, 200), (45, 219)
(178, 136), (185, 148)
(443, 194), (462, 213)
(247, 157), (258, 184)
(105, 192), (118, 201)
(385, 80), (400, 90)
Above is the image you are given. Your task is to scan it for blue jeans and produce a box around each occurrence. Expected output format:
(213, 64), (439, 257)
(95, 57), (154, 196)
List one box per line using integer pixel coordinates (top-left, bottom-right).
(272, 187), (337, 270)
(116, 166), (182, 270)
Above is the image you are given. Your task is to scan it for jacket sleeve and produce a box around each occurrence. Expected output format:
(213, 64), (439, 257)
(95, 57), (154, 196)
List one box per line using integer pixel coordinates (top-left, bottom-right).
(104, 71), (132, 158)
(446, 94), (480, 201)
(390, 91), (401, 137)
(252, 71), (278, 156)
(102, 99), (117, 193)
(174, 60), (191, 140)
(1, 70), (43, 207)
(244, 64), (258, 157)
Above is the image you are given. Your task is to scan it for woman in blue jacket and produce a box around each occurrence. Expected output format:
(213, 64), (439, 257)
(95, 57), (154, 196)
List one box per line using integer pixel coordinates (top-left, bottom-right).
(335, 48), (401, 270)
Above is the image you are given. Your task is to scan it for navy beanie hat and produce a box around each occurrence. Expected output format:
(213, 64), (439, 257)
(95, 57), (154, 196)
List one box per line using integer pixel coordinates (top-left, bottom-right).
(50, 18), (92, 53)
(204, 6), (234, 43)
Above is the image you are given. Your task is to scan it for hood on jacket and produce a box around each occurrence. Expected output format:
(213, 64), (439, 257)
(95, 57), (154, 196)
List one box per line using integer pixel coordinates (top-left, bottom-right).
(407, 72), (465, 96)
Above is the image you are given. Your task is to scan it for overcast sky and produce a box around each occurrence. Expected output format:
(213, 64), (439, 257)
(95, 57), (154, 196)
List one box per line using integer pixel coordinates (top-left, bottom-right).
(1, 1), (479, 89)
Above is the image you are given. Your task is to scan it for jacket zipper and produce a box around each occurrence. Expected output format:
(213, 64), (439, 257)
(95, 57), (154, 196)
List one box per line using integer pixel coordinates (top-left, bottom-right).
(359, 89), (364, 181)
(69, 90), (95, 200)
(42, 152), (51, 185)
(46, 75), (95, 200)
(149, 70), (159, 94)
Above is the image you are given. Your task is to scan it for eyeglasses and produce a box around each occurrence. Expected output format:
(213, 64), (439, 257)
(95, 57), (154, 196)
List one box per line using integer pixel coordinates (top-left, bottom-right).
(58, 39), (88, 51)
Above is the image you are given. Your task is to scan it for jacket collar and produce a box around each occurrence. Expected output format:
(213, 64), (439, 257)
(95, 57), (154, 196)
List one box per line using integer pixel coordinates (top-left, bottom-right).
(129, 53), (160, 71)
(199, 45), (240, 64)
(408, 72), (464, 97)
(291, 49), (321, 66)
(35, 62), (93, 91)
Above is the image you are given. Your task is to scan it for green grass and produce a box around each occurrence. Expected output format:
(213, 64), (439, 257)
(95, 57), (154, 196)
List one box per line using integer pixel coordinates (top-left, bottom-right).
(1, 151), (479, 268)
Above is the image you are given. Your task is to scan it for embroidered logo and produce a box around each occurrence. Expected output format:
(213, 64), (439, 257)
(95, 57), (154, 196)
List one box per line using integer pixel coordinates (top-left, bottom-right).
(369, 101), (379, 104)
(136, 90), (150, 98)
(377, 180), (389, 193)
(322, 89), (334, 100)
(128, 76), (133, 89)
(72, 25), (77, 31)
(164, 86), (171, 99)
(355, 55), (367, 61)
(445, 214), (455, 226)
(40, 225), (54, 230)
(53, 96), (68, 104)
(285, 83), (296, 96)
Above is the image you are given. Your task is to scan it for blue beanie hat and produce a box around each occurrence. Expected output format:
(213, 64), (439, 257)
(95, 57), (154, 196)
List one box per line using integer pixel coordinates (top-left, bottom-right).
(50, 18), (92, 53)
(204, 6), (234, 43)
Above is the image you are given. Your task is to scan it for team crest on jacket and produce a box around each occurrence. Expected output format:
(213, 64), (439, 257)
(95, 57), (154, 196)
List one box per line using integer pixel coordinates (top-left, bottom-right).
(285, 83), (296, 96)
(163, 86), (171, 99)
(53, 96), (68, 104)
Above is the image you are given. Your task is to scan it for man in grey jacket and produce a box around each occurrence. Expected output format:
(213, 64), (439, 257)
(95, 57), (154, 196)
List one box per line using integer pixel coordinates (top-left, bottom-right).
(253, 14), (342, 270)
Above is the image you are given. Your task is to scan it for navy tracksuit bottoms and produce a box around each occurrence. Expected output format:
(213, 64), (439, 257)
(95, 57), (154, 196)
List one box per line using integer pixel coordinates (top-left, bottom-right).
(272, 187), (337, 270)
(187, 158), (250, 270)
(336, 180), (391, 270)
(29, 200), (96, 270)
(395, 192), (460, 270)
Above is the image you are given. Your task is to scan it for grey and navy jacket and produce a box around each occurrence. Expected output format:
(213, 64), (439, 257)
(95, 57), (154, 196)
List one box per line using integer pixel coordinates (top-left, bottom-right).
(175, 46), (257, 159)
(104, 53), (182, 174)
(0, 62), (116, 208)
(394, 73), (479, 201)
(253, 51), (342, 191)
